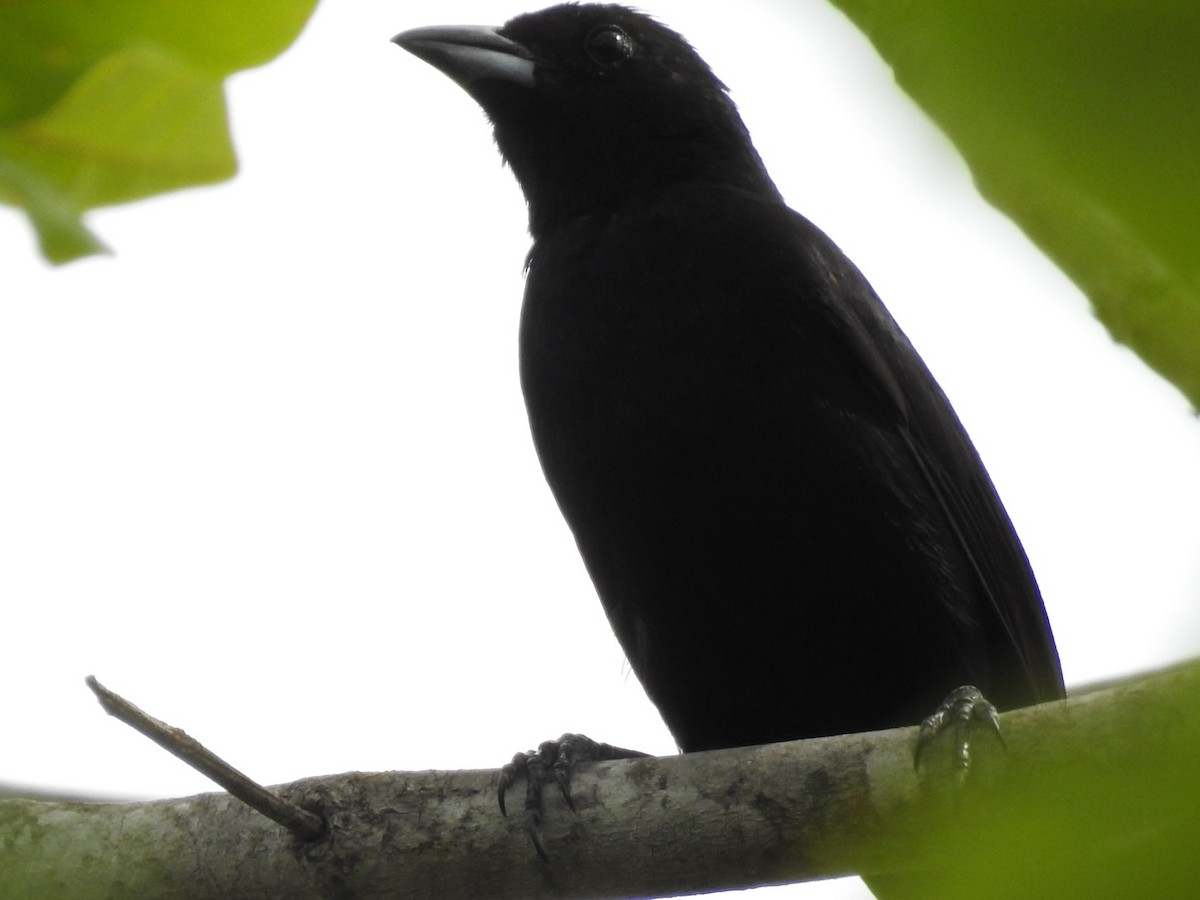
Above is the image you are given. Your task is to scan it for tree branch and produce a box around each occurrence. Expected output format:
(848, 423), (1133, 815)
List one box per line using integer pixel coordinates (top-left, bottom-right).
(85, 675), (326, 840)
(3, 662), (1198, 899)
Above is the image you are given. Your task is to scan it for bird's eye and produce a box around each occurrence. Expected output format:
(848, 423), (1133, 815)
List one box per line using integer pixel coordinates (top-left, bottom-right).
(585, 25), (635, 66)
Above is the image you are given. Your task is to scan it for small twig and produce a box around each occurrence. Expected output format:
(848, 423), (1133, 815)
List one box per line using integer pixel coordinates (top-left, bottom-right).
(85, 675), (325, 840)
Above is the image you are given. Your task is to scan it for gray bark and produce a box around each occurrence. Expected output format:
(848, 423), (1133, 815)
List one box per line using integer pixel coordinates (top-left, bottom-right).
(3, 662), (1198, 899)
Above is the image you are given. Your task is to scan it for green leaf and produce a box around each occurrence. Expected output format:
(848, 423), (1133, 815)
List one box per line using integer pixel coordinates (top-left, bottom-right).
(0, 0), (318, 264)
(829, 0), (1200, 407)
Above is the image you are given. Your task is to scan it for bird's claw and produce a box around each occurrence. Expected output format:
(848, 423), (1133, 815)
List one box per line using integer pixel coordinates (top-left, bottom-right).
(914, 684), (1003, 780)
(497, 733), (647, 862)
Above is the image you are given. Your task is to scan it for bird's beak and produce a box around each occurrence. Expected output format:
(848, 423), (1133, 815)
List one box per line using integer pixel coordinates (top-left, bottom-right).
(392, 25), (536, 90)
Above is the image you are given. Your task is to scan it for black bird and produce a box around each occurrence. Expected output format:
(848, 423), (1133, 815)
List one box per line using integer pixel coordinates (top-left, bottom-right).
(395, 0), (1063, 857)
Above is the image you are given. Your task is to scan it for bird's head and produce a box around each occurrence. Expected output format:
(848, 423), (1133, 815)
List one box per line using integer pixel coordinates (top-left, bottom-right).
(394, 3), (778, 238)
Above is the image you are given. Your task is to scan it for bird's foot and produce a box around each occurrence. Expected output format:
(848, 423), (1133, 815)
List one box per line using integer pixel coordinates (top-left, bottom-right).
(497, 733), (648, 861)
(913, 684), (1004, 783)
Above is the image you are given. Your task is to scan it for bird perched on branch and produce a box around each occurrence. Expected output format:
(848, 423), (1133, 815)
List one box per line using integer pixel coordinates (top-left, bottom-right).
(394, 0), (1064, 873)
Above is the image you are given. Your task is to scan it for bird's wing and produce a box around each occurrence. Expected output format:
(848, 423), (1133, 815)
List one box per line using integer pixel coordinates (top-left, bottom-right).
(792, 210), (1065, 703)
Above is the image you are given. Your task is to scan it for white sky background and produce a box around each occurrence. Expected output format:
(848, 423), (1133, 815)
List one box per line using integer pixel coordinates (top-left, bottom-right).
(3, 1), (1199, 897)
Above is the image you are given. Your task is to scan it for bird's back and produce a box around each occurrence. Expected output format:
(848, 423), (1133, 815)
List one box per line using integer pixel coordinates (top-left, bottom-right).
(520, 182), (1063, 752)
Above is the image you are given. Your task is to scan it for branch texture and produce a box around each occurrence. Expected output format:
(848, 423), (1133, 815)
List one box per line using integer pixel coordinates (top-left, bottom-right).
(3, 663), (1198, 899)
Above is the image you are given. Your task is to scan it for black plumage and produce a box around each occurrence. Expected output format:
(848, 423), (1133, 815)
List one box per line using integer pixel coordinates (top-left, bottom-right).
(394, 3), (1063, 758)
